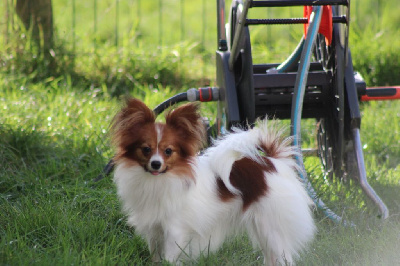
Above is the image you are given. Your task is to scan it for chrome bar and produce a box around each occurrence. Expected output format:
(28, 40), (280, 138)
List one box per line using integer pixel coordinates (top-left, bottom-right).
(302, 148), (318, 157)
(246, 16), (347, 25)
(352, 128), (389, 219)
(251, 0), (349, 7)
(216, 0), (227, 50)
(228, 0), (252, 70)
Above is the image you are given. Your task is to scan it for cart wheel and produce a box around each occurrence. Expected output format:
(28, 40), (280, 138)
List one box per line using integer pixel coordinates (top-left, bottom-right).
(314, 18), (345, 179)
(228, 0), (255, 125)
(316, 118), (335, 179)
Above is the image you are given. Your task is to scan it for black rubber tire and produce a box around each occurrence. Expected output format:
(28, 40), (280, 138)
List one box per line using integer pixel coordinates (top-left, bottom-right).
(315, 21), (346, 178)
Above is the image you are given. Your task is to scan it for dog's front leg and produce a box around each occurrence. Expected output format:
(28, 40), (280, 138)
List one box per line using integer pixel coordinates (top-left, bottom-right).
(163, 226), (188, 264)
(144, 224), (164, 262)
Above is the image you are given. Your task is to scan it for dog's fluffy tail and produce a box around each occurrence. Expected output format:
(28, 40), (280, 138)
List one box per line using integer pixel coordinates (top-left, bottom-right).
(206, 119), (315, 263)
(206, 119), (299, 191)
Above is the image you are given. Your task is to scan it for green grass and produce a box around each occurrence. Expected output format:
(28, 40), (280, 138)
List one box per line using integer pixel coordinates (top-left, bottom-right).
(1, 79), (399, 265)
(1, 0), (400, 265)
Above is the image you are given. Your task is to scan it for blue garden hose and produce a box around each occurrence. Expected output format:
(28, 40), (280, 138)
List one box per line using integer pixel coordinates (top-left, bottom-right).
(290, 6), (351, 225)
(276, 37), (305, 73)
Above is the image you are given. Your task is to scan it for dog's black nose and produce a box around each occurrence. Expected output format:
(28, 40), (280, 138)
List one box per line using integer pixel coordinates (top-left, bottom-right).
(151, 161), (162, 170)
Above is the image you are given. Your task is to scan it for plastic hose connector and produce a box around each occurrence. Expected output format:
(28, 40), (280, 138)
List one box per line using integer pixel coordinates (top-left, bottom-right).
(187, 87), (220, 102)
(187, 88), (199, 102)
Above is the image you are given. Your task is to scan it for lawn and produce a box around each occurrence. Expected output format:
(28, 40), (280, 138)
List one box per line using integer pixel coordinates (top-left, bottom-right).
(1, 0), (400, 265)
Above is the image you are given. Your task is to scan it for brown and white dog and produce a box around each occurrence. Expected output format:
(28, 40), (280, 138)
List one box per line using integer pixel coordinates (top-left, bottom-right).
(112, 98), (315, 265)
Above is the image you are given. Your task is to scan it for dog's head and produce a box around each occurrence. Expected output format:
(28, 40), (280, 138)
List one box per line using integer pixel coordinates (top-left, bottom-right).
(111, 98), (205, 178)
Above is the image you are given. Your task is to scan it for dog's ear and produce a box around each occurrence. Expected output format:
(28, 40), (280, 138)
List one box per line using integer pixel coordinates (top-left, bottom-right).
(118, 98), (155, 124)
(111, 98), (155, 148)
(166, 103), (206, 152)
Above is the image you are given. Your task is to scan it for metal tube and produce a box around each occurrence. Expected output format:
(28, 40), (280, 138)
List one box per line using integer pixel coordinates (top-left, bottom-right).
(246, 16), (347, 25)
(228, 0), (252, 70)
(216, 0), (227, 49)
(251, 0), (348, 7)
(352, 128), (389, 219)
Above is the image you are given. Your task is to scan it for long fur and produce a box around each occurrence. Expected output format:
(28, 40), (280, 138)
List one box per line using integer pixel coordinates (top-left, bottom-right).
(112, 98), (316, 265)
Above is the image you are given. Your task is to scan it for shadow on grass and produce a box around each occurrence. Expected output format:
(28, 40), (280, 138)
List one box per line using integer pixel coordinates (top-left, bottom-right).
(0, 124), (109, 198)
(0, 126), (151, 265)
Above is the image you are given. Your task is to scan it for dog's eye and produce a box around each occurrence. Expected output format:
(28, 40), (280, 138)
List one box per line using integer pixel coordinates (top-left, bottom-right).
(164, 148), (173, 156)
(142, 147), (151, 155)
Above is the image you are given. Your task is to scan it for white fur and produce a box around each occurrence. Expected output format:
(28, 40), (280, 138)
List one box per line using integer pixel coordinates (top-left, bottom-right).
(113, 120), (316, 265)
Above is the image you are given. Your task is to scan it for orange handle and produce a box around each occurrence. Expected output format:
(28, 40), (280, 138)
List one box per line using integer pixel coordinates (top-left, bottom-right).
(361, 86), (400, 101)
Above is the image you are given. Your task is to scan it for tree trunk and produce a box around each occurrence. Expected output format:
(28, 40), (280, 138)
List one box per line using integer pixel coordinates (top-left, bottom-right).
(16, 0), (54, 53)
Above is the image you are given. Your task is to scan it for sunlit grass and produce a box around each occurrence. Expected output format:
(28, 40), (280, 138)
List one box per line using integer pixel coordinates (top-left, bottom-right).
(1, 73), (399, 265)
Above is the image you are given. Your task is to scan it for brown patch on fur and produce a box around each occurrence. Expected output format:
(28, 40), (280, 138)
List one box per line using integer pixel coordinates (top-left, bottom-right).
(229, 157), (276, 211)
(111, 98), (156, 163)
(259, 140), (281, 158)
(258, 131), (292, 160)
(167, 159), (195, 179)
(216, 176), (236, 202)
(165, 103), (206, 157)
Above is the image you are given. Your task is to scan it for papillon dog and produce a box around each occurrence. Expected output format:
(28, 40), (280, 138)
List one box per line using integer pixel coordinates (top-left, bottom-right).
(112, 98), (315, 265)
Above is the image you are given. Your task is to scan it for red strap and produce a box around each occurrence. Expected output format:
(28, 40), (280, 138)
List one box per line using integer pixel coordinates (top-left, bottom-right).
(304, 6), (333, 45)
(199, 87), (213, 102)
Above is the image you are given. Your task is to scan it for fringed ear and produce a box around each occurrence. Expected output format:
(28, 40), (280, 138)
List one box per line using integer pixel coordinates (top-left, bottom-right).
(165, 103), (206, 154)
(111, 98), (155, 151)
